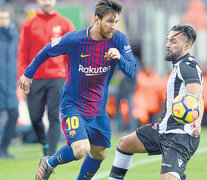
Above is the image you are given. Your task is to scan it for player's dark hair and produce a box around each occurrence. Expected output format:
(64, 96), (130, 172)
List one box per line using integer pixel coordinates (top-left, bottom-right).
(171, 25), (197, 45)
(95, 0), (122, 19)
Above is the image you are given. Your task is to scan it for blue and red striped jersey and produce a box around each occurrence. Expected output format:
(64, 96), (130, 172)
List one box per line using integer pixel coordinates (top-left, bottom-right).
(24, 27), (136, 117)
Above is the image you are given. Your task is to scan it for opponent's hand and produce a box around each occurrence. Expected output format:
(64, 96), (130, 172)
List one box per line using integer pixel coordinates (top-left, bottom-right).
(108, 48), (121, 60)
(18, 75), (33, 94)
(190, 120), (201, 136)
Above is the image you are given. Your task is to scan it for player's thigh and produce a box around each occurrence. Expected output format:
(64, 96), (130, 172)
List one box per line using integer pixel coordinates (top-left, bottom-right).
(161, 173), (180, 180)
(61, 109), (89, 146)
(90, 144), (106, 160)
(118, 131), (147, 153)
(161, 146), (186, 180)
(119, 124), (161, 155)
(160, 133), (199, 180)
(87, 114), (111, 148)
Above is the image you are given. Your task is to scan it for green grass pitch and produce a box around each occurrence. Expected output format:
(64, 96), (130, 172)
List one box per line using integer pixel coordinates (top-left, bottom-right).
(1, 128), (207, 180)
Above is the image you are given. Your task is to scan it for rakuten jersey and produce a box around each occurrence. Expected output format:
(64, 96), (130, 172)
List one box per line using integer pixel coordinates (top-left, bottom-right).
(24, 27), (136, 116)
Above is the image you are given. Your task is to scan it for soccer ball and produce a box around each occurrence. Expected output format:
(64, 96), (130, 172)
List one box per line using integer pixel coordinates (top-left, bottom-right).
(171, 93), (201, 124)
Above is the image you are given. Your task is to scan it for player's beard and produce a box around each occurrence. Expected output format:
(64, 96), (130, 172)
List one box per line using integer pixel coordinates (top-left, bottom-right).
(99, 23), (115, 40)
(41, 5), (53, 14)
(165, 49), (182, 62)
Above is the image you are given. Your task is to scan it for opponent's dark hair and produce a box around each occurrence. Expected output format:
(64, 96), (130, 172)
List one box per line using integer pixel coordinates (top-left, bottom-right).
(171, 25), (197, 45)
(95, 0), (122, 19)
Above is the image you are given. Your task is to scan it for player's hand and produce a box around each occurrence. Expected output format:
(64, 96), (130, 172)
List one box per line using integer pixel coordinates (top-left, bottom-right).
(190, 120), (201, 136)
(108, 48), (121, 60)
(18, 75), (33, 95)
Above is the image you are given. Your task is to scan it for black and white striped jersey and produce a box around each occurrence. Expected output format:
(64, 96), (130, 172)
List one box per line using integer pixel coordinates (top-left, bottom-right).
(158, 53), (203, 135)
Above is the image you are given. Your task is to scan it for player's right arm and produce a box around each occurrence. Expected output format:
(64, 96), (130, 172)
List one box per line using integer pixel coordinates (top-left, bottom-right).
(18, 31), (76, 93)
(114, 32), (136, 77)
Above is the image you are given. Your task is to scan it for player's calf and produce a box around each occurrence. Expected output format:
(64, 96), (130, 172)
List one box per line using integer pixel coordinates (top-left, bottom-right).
(109, 147), (133, 180)
(90, 144), (107, 161)
(76, 145), (106, 179)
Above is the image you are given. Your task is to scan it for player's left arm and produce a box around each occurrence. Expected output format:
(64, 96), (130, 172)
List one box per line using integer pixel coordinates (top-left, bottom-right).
(108, 33), (136, 77)
(186, 83), (204, 136)
(180, 60), (204, 136)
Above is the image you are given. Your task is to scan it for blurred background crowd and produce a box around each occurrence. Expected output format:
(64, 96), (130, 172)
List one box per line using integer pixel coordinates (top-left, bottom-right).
(0, 0), (207, 154)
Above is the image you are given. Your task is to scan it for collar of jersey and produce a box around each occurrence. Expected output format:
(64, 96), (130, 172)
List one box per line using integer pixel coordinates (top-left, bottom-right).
(173, 53), (190, 65)
(86, 26), (93, 37)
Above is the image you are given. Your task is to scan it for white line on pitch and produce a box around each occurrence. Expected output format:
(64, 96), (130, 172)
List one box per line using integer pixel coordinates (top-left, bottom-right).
(93, 146), (207, 180)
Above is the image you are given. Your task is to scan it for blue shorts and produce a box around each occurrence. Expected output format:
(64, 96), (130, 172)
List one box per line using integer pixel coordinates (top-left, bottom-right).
(61, 108), (111, 148)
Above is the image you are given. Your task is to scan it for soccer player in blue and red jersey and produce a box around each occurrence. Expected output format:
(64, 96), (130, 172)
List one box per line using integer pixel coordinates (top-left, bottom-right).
(18, 0), (136, 179)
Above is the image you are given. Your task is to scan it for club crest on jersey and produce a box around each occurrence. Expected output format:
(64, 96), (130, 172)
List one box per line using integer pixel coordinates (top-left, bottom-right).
(53, 26), (61, 34)
(70, 130), (76, 137)
(51, 37), (61, 47)
(104, 52), (112, 61)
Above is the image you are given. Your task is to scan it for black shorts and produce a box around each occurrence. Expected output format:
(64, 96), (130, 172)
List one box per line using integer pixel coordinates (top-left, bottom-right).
(136, 124), (200, 180)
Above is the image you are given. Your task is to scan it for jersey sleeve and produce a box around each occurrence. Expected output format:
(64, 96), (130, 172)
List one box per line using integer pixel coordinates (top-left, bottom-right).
(116, 32), (136, 77)
(179, 61), (201, 85)
(24, 31), (75, 78)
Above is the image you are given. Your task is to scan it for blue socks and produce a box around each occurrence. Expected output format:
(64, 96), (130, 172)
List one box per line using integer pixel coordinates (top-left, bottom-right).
(76, 154), (102, 180)
(47, 144), (102, 179)
(47, 144), (77, 168)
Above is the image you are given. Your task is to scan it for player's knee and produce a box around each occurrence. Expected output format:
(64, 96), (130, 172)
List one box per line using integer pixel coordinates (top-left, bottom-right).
(73, 144), (90, 159)
(90, 150), (106, 160)
(99, 151), (107, 160)
(118, 136), (130, 152)
(161, 172), (180, 180)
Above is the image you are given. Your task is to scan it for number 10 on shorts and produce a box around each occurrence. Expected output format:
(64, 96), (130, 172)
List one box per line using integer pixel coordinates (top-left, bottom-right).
(66, 116), (79, 130)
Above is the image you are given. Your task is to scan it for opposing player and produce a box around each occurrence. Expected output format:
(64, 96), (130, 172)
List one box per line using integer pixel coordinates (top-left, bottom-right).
(109, 25), (204, 180)
(18, 0), (136, 179)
